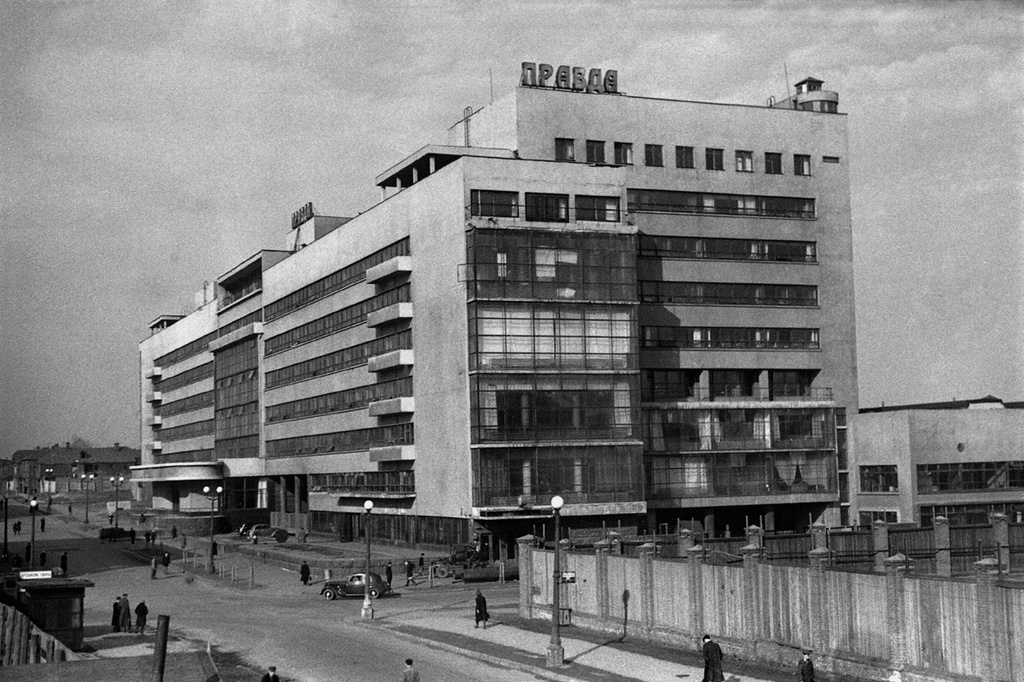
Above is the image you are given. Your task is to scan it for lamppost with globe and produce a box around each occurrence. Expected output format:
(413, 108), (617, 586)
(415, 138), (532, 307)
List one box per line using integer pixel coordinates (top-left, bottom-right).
(361, 500), (374, 619)
(81, 473), (95, 523)
(29, 497), (39, 568)
(203, 485), (223, 574)
(110, 475), (125, 533)
(546, 494), (565, 668)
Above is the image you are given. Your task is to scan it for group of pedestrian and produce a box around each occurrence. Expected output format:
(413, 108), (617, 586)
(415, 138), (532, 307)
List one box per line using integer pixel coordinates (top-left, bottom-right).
(111, 593), (149, 634)
(10, 520), (23, 535)
(151, 551), (173, 578)
(697, 634), (815, 682)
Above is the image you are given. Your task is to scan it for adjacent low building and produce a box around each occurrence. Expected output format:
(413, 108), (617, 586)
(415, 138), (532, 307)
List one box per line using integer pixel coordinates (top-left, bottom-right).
(852, 396), (1024, 526)
(8, 443), (140, 497)
(137, 65), (858, 556)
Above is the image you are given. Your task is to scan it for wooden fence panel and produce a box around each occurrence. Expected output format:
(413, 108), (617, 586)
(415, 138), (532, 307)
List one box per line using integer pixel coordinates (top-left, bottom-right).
(607, 554), (640, 623)
(699, 563), (744, 640)
(762, 563), (807, 647)
(827, 530), (873, 569)
(764, 534), (812, 564)
(833, 571), (888, 660)
(1001, 584), (1024, 682)
(565, 552), (597, 617)
(652, 559), (688, 632)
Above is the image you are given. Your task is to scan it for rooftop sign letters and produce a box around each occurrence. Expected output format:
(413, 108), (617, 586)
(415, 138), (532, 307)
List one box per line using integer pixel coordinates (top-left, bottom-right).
(520, 62), (618, 94)
(291, 202), (314, 229)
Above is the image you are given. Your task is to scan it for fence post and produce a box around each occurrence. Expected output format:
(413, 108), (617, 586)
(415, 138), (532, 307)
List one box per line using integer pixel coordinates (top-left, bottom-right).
(594, 539), (611, 622)
(883, 553), (909, 674)
(638, 542), (656, 636)
(609, 531), (622, 555)
(933, 516), (951, 577)
(517, 535), (536, 619)
(741, 543), (762, 655)
(677, 528), (694, 559)
(686, 543), (705, 638)
(811, 522), (828, 554)
(974, 557), (999, 682)
(873, 521), (890, 573)
(808, 547), (831, 660)
(991, 513), (1009, 575)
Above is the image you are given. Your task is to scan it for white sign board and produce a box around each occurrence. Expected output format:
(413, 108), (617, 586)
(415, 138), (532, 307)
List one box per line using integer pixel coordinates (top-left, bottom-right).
(19, 570), (53, 580)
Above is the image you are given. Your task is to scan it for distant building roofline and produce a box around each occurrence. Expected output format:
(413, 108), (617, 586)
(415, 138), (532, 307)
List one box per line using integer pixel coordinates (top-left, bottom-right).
(859, 395), (1014, 414)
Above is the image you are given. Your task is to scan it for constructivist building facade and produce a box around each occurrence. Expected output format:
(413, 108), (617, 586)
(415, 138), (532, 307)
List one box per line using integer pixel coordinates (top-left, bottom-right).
(136, 69), (857, 555)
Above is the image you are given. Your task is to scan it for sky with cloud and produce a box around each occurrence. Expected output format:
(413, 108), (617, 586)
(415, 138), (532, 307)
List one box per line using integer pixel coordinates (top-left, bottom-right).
(1, 0), (1021, 456)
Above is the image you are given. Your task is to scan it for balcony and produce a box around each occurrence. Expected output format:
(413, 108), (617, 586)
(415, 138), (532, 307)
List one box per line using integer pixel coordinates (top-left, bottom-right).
(365, 256), (412, 284)
(150, 441), (162, 451)
(145, 366), (162, 380)
(643, 386), (834, 404)
(146, 416), (163, 427)
(368, 397), (415, 417)
(367, 349), (414, 373)
(146, 391), (163, 403)
(369, 445), (416, 462)
(366, 302), (413, 328)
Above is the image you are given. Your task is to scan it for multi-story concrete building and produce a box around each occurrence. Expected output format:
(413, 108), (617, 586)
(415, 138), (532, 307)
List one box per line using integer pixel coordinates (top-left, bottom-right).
(136, 66), (857, 556)
(852, 396), (1024, 526)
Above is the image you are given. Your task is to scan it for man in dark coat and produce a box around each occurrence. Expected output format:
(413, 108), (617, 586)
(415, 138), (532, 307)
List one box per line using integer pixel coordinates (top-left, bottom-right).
(385, 561), (393, 586)
(129, 527), (136, 544)
(475, 590), (489, 629)
(702, 634), (724, 682)
(300, 561), (311, 586)
(40, 517), (45, 532)
(405, 560), (415, 586)
(39, 551), (47, 567)
(135, 601), (149, 634)
(60, 552), (68, 575)
(799, 651), (816, 682)
(112, 598), (121, 632)
(162, 551), (171, 574)
(260, 665), (281, 682)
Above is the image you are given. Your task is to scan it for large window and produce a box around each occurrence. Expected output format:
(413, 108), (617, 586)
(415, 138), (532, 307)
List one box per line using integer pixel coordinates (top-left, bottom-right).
(644, 144), (663, 167)
(267, 423), (413, 458)
(628, 189), (814, 218)
(639, 235), (816, 263)
(639, 281), (818, 307)
(575, 195), (620, 222)
(266, 377), (413, 423)
(735, 150), (753, 172)
(917, 461), (1024, 494)
(641, 326), (819, 350)
(469, 303), (636, 372)
(525, 193), (569, 222)
(920, 503), (1023, 527)
(675, 146), (694, 169)
(860, 465), (898, 492)
(265, 330), (412, 390)
(586, 140), (606, 164)
(765, 152), (783, 175)
(614, 142), (633, 165)
(471, 190), (519, 218)
(705, 148), (724, 171)
(647, 451), (836, 498)
(555, 138), (575, 162)
(642, 369), (699, 401)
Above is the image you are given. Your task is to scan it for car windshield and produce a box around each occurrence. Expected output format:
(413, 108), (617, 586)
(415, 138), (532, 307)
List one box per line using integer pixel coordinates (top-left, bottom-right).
(348, 574), (364, 583)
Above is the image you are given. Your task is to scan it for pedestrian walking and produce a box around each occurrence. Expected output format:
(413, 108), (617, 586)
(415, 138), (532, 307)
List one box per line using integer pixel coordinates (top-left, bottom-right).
(418, 552), (425, 575)
(385, 561), (393, 587)
(119, 594), (132, 633)
(799, 651), (816, 682)
(144, 530), (151, 546)
(402, 658), (421, 682)
(108, 512), (114, 526)
(39, 551), (47, 567)
(181, 533), (187, 550)
(68, 503), (73, 516)
(151, 556), (158, 579)
(405, 560), (415, 586)
(171, 525), (178, 540)
(40, 517), (45, 532)
(140, 511), (146, 523)
(701, 634), (724, 682)
(60, 551), (68, 576)
(112, 597), (121, 632)
(475, 590), (489, 629)
(162, 551), (171, 574)
(129, 527), (136, 544)
(300, 561), (311, 586)
(24, 543), (31, 563)
(260, 665), (281, 682)
(135, 601), (149, 635)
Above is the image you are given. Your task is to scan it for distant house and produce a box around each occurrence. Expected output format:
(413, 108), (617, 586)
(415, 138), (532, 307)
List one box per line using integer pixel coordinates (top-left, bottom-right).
(9, 443), (140, 496)
(851, 396), (1024, 526)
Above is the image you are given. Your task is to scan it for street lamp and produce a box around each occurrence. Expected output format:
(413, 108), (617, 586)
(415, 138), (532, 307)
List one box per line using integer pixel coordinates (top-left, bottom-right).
(110, 475), (125, 534)
(202, 485), (223, 574)
(546, 494), (565, 668)
(361, 500), (374, 619)
(29, 497), (38, 568)
(81, 473), (95, 523)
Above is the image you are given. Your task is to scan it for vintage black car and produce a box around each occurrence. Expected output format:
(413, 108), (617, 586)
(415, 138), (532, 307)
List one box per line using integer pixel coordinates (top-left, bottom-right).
(320, 572), (393, 600)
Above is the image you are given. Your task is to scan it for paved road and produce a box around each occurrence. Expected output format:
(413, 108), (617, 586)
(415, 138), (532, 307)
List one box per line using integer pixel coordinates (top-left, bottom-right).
(10, 511), (544, 681)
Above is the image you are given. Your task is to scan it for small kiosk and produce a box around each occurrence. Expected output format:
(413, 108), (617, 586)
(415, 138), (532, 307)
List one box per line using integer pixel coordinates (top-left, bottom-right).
(11, 570), (94, 650)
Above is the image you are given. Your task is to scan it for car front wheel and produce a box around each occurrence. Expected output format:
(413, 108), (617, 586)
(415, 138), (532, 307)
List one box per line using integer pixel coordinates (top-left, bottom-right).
(323, 589), (337, 601)
(368, 587), (380, 599)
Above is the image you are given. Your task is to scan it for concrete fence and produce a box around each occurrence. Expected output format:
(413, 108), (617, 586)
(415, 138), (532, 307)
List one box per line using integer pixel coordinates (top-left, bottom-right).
(0, 603), (76, 666)
(518, 532), (1024, 682)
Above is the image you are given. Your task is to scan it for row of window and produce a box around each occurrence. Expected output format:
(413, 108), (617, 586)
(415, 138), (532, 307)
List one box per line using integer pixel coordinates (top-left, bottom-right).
(917, 461), (1024, 494)
(266, 377), (414, 423)
(310, 470), (416, 495)
(919, 503), (1023, 528)
(215, 371), (258, 410)
(215, 402), (259, 440)
(639, 235), (816, 263)
(645, 408), (834, 453)
(264, 284), (410, 356)
(219, 310), (262, 338)
(627, 189), (815, 219)
(470, 190), (621, 223)
(266, 423), (414, 458)
(157, 362), (213, 393)
(155, 331), (217, 370)
(214, 338), (258, 379)
(215, 434), (259, 460)
(265, 330), (412, 390)
(639, 281), (818, 307)
(160, 391), (214, 418)
(264, 238), (410, 323)
(646, 451), (836, 500)
(160, 418), (215, 443)
(556, 137), (827, 177)
(640, 369), (821, 402)
(642, 326), (820, 350)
